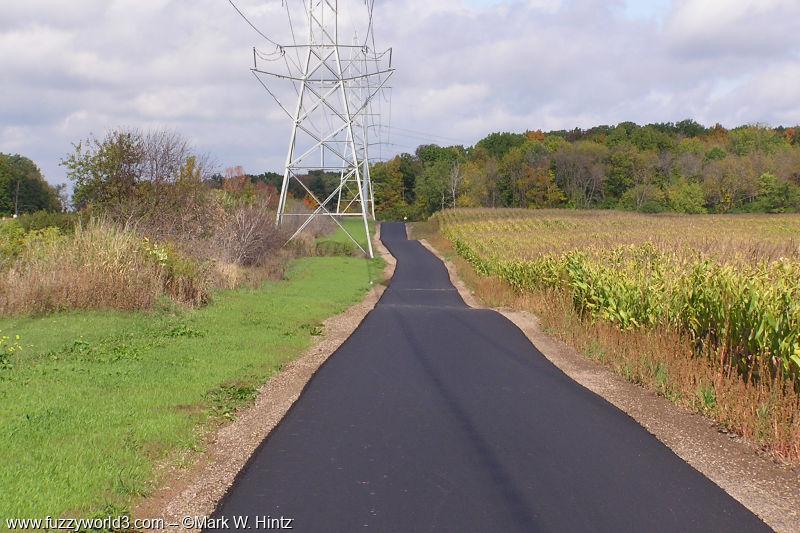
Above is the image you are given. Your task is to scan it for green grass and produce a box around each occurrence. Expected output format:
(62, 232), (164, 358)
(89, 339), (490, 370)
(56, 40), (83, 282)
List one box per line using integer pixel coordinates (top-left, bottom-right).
(0, 255), (382, 520)
(316, 218), (376, 256)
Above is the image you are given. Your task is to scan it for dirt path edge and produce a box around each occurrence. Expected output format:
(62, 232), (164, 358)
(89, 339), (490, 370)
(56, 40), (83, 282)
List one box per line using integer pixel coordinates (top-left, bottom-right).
(135, 227), (396, 531)
(418, 238), (800, 533)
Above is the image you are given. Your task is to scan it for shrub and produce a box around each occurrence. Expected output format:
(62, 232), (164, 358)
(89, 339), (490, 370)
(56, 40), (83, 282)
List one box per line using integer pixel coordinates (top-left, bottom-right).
(666, 179), (707, 214)
(315, 240), (358, 257)
(212, 200), (286, 267)
(0, 220), (25, 265)
(16, 211), (84, 234)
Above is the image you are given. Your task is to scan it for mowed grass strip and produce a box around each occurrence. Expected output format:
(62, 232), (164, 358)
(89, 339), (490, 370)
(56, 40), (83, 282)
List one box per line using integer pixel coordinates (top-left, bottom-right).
(0, 255), (381, 519)
(315, 219), (375, 256)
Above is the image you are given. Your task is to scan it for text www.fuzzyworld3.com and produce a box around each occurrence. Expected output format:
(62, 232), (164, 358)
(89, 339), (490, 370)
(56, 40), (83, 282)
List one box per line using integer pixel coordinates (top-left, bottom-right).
(5, 515), (294, 530)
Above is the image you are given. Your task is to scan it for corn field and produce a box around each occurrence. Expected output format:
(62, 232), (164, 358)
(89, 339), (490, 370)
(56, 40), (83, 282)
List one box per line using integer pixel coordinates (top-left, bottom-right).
(435, 209), (800, 384)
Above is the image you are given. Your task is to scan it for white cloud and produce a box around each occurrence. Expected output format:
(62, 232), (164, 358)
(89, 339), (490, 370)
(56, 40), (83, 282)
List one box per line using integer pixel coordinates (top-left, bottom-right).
(0, 0), (798, 186)
(666, 0), (800, 57)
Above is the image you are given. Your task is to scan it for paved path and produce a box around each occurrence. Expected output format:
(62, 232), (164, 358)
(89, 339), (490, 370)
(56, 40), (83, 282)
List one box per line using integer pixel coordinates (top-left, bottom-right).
(208, 223), (769, 532)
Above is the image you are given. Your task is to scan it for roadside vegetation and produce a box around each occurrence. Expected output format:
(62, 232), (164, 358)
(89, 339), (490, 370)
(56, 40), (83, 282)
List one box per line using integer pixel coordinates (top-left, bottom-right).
(0, 255), (380, 519)
(0, 129), (335, 315)
(430, 209), (800, 463)
(0, 127), (383, 519)
(371, 121), (800, 220)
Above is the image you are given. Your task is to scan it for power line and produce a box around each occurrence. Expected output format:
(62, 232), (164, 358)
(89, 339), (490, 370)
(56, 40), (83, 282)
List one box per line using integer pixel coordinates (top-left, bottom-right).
(226, 0), (281, 48)
(385, 126), (469, 145)
(386, 129), (466, 145)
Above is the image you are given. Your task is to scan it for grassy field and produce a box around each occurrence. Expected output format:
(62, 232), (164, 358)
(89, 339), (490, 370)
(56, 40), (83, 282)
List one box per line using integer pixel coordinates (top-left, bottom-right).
(315, 218), (376, 256)
(0, 253), (382, 520)
(432, 208), (800, 462)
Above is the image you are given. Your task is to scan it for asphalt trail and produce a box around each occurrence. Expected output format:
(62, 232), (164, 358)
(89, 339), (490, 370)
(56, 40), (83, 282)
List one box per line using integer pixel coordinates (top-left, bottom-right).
(208, 223), (769, 532)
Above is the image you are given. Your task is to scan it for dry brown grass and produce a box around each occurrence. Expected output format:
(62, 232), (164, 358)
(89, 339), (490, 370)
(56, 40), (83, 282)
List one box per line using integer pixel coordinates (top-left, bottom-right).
(0, 202), (343, 316)
(0, 221), (167, 314)
(423, 229), (800, 464)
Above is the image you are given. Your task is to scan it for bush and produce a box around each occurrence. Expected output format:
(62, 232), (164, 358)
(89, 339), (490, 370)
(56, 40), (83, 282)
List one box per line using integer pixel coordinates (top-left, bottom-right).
(315, 240), (358, 257)
(667, 179), (707, 214)
(0, 220), (25, 265)
(16, 211), (84, 234)
(212, 200), (286, 267)
(619, 184), (668, 213)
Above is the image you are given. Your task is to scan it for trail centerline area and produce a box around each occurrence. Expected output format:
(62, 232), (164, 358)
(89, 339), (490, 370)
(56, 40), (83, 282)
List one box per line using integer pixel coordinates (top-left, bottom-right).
(208, 223), (768, 532)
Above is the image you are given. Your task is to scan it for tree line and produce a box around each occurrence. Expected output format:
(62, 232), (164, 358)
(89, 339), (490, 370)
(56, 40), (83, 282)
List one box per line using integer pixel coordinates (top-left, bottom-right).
(5, 120), (800, 221)
(370, 120), (800, 219)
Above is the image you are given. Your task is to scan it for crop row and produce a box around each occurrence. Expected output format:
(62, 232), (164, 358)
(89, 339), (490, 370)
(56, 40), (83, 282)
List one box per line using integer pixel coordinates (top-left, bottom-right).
(440, 210), (800, 382)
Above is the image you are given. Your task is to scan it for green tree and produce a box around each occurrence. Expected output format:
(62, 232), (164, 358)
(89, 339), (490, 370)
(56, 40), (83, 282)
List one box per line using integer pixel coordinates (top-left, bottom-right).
(729, 125), (787, 156)
(675, 119), (707, 138)
(620, 184), (667, 213)
(604, 144), (656, 201)
(475, 132), (526, 160)
(63, 129), (145, 210)
(499, 141), (553, 207)
(704, 146), (727, 162)
(414, 159), (451, 217)
(630, 125), (676, 152)
(755, 173), (800, 213)
(0, 154), (61, 216)
(372, 158), (411, 219)
(666, 178), (707, 214)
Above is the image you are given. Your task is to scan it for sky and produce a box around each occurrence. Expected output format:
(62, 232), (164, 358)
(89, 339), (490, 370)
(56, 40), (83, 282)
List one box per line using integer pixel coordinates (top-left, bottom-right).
(1, 0), (799, 186)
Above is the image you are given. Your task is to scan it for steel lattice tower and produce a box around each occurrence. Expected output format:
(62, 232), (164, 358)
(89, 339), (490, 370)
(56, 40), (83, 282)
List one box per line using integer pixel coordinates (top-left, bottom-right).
(250, 0), (394, 258)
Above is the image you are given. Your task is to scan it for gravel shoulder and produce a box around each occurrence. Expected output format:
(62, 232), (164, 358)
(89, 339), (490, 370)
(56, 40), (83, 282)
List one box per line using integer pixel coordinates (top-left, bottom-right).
(418, 237), (800, 533)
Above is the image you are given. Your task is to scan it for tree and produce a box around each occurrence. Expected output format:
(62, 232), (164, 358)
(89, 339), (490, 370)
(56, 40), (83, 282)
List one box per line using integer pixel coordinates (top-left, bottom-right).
(415, 144), (463, 166)
(730, 125), (787, 156)
(475, 132), (526, 160)
(457, 160), (490, 207)
(522, 167), (566, 208)
(703, 156), (756, 213)
(675, 119), (707, 138)
(63, 128), (211, 212)
(620, 184), (667, 213)
(62, 128), (218, 240)
(64, 129), (145, 210)
(54, 184), (69, 212)
(414, 159), (450, 217)
(359, 120), (800, 216)
(630, 125), (675, 152)
(666, 179), (707, 214)
(604, 144), (656, 201)
(498, 141), (552, 207)
(755, 173), (800, 213)
(0, 154), (61, 216)
(552, 141), (608, 208)
(372, 158), (411, 219)
(447, 161), (464, 208)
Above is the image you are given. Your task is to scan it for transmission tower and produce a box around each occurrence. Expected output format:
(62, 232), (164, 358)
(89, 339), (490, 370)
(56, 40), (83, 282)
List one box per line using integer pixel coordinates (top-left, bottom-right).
(246, 0), (394, 258)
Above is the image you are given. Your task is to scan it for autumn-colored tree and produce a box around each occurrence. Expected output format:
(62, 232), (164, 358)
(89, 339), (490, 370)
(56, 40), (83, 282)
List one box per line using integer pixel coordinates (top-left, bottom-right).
(552, 141), (608, 208)
(522, 167), (566, 208)
(366, 121), (800, 219)
(372, 158), (411, 219)
(525, 130), (545, 142)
